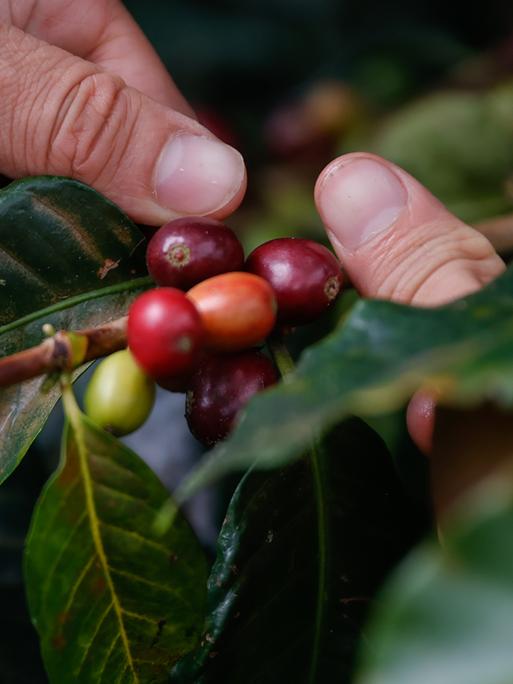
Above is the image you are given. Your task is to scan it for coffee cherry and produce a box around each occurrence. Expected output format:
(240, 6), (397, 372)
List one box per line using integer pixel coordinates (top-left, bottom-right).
(187, 272), (277, 352)
(246, 238), (343, 325)
(84, 350), (155, 436)
(127, 288), (204, 378)
(146, 217), (244, 290)
(186, 352), (278, 446)
(156, 371), (194, 394)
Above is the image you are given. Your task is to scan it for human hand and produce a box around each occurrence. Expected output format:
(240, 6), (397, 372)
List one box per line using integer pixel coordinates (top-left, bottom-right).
(0, 0), (246, 224)
(314, 152), (506, 452)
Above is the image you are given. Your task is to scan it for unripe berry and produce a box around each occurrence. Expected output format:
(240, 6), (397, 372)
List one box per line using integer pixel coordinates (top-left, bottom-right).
(187, 272), (277, 352)
(127, 288), (204, 378)
(186, 352), (278, 446)
(146, 217), (244, 290)
(84, 350), (155, 436)
(246, 238), (343, 325)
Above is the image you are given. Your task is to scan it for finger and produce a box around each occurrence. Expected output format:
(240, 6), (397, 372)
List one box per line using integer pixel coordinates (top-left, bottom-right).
(314, 152), (505, 305)
(314, 152), (505, 454)
(15, 0), (193, 114)
(406, 391), (437, 455)
(0, 24), (246, 225)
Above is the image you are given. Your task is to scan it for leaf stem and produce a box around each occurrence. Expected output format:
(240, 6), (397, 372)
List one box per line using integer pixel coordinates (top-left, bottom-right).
(60, 374), (82, 429)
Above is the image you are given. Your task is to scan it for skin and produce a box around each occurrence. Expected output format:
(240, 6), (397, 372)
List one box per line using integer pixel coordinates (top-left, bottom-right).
(2, 1), (505, 449)
(314, 152), (505, 453)
(0, 0), (246, 224)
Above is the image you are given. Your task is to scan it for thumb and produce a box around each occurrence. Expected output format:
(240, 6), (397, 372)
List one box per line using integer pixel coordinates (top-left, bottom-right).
(314, 152), (504, 305)
(0, 24), (246, 225)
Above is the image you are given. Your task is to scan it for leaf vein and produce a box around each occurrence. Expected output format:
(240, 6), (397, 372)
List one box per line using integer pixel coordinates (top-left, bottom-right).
(74, 599), (113, 677)
(62, 553), (97, 615)
(41, 509), (88, 608)
(98, 633), (121, 683)
(109, 566), (195, 609)
(92, 479), (159, 514)
(99, 520), (171, 557)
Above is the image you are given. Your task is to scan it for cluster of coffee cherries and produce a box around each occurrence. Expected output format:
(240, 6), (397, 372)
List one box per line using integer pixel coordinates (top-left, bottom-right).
(85, 217), (343, 446)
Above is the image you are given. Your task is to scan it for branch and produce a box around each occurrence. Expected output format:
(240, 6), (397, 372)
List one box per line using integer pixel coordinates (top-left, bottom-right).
(476, 212), (513, 254)
(0, 317), (127, 388)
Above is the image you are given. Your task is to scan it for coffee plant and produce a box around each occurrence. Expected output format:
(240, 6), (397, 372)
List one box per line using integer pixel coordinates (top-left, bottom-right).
(1, 176), (513, 684)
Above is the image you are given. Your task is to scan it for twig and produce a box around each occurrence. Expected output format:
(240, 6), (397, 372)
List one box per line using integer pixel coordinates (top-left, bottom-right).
(0, 317), (127, 388)
(476, 213), (513, 254)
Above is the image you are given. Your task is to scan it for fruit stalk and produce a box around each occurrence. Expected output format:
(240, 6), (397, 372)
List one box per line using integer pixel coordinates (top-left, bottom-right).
(0, 317), (127, 388)
(268, 335), (295, 378)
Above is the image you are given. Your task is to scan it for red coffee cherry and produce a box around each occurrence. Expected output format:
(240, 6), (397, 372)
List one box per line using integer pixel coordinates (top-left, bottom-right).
(186, 352), (278, 446)
(127, 288), (204, 378)
(187, 272), (277, 351)
(146, 217), (244, 289)
(246, 237), (343, 325)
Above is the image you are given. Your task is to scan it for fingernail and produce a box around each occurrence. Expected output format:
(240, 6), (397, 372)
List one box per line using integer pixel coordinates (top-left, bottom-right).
(318, 158), (407, 251)
(155, 134), (245, 215)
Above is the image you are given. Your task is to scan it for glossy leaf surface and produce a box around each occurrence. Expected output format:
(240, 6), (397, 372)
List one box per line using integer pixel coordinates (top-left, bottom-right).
(25, 397), (207, 683)
(173, 420), (420, 683)
(0, 177), (149, 483)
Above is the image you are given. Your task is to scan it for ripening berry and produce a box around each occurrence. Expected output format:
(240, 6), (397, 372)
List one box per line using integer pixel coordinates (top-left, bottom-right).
(187, 272), (277, 351)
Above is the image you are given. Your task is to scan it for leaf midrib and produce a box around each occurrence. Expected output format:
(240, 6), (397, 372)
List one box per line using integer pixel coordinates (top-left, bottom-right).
(0, 276), (152, 336)
(63, 388), (138, 683)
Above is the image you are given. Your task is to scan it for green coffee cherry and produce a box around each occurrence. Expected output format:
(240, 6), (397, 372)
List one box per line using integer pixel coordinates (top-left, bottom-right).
(84, 349), (156, 436)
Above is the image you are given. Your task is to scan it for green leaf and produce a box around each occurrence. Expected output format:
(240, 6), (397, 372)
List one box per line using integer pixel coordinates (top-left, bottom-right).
(356, 472), (513, 684)
(178, 264), (513, 500)
(24, 391), (207, 684)
(0, 176), (150, 484)
(367, 82), (513, 224)
(172, 420), (420, 683)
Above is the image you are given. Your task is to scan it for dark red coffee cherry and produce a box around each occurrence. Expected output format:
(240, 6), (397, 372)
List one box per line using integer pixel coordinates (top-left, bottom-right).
(155, 349), (208, 393)
(128, 288), (204, 379)
(245, 237), (343, 325)
(146, 217), (244, 289)
(186, 352), (278, 447)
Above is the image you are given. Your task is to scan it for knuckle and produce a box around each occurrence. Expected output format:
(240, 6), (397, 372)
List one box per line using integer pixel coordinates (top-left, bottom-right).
(371, 221), (500, 304)
(48, 69), (134, 184)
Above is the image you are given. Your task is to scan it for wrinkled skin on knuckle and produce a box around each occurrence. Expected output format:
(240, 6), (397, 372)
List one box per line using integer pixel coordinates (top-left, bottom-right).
(369, 220), (504, 305)
(47, 68), (133, 186)
(0, 25), (60, 174)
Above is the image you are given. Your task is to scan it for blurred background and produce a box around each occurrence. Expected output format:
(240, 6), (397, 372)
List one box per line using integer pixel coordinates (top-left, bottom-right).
(3, 2), (513, 681)
(124, 0), (513, 238)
